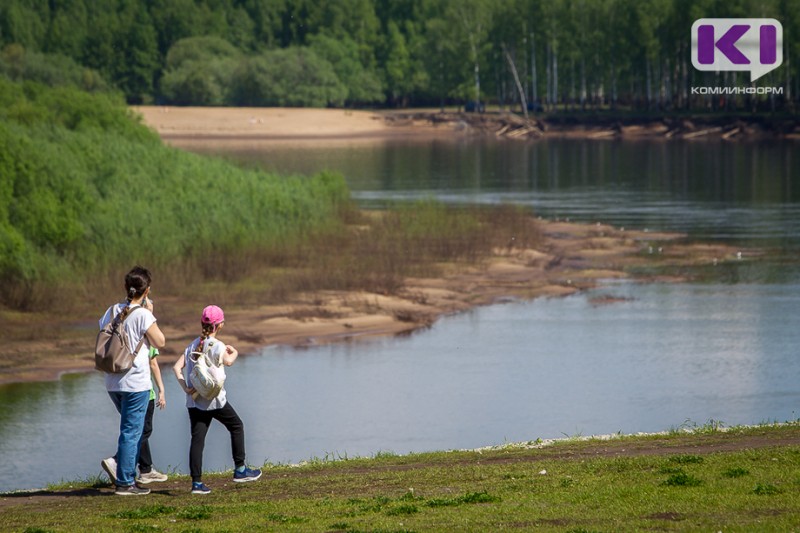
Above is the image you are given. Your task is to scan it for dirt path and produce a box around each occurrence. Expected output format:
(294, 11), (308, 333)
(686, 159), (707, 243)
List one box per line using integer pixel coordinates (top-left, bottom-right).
(2, 428), (798, 507)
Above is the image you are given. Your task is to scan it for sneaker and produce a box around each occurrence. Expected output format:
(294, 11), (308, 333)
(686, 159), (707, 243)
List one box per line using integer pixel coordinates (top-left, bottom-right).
(233, 466), (262, 483)
(115, 484), (151, 496)
(136, 469), (168, 484)
(191, 482), (211, 495)
(101, 457), (117, 484)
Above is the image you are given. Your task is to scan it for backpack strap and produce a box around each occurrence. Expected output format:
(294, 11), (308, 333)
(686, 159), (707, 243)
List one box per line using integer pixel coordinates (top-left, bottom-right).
(131, 334), (147, 357)
(120, 305), (148, 356)
(201, 339), (224, 367)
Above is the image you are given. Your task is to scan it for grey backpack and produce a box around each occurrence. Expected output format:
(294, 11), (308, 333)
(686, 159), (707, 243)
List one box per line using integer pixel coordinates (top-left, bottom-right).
(95, 306), (146, 373)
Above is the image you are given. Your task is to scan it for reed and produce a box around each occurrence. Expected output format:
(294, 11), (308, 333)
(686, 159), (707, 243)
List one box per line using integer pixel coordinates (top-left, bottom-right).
(1, 78), (541, 312)
(0, 78), (349, 309)
(227, 201), (543, 303)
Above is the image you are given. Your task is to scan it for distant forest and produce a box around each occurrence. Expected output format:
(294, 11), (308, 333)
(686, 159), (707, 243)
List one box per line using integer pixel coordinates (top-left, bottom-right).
(1, 0), (799, 111)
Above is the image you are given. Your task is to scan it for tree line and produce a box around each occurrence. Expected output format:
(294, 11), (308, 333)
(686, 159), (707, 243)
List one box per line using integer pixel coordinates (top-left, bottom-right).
(1, 0), (799, 112)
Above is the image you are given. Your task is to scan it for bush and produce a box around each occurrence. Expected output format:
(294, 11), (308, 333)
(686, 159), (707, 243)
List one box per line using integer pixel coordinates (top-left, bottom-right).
(160, 36), (242, 105)
(230, 47), (346, 107)
(165, 36), (241, 71)
(0, 44), (110, 93)
(160, 59), (234, 105)
(308, 34), (383, 105)
(0, 79), (351, 309)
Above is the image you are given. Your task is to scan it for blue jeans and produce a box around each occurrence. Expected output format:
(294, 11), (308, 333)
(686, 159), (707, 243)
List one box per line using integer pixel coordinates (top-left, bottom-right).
(108, 390), (150, 486)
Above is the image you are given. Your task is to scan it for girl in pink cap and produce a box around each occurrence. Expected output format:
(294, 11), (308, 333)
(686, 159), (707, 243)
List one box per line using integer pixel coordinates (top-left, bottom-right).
(172, 304), (261, 494)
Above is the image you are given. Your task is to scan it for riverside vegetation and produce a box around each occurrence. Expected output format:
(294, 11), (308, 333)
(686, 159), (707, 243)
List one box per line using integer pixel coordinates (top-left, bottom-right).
(3, 71), (798, 531)
(2, 423), (799, 531)
(0, 77), (542, 373)
(0, 76), (352, 310)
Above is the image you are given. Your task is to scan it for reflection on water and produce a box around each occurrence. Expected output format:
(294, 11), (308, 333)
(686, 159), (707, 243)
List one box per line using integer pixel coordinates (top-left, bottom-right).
(185, 137), (798, 204)
(185, 137), (800, 247)
(2, 282), (799, 492)
(2, 138), (799, 492)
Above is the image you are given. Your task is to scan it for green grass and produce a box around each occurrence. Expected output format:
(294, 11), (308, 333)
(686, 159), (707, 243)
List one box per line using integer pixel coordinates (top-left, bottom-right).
(3, 423), (799, 532)
(0, 78), (351, 310)
(0, 77), (542, 315)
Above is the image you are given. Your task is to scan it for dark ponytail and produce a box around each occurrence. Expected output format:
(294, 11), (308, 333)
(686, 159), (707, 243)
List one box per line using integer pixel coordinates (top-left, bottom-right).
(200, 322), (216, 340)
(124, 266), (152, 304)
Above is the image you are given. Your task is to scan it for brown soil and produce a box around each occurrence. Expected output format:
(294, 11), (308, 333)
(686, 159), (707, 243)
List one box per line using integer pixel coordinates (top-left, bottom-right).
(2, 428), (797, 506)
(0, 218), (753, 386)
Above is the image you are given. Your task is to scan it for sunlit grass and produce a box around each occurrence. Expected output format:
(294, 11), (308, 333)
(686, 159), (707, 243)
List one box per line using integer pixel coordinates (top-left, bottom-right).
(4, 423), (799, 532)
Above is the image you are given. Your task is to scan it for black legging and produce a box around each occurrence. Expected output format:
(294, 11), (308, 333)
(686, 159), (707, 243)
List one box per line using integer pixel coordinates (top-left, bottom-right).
(188, 402), (246, 482)
(138, 399), (155, 473)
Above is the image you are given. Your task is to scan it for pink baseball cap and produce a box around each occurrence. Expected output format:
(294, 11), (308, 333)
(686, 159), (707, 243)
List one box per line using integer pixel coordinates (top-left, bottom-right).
(201, 305), (225, 325)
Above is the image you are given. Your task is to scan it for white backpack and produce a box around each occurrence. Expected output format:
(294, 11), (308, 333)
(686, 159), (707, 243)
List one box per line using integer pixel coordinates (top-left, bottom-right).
(189, 339), (225, 400)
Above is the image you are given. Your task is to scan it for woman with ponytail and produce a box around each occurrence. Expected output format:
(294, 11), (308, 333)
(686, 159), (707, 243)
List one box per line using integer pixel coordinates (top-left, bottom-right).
(98, 266), (166, 496)
(173, 305), (261, 495)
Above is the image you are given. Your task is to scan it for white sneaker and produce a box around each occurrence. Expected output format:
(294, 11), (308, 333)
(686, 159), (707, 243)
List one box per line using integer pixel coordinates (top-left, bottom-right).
(136, 469), (168, 484)
(101, 457), (117, 483)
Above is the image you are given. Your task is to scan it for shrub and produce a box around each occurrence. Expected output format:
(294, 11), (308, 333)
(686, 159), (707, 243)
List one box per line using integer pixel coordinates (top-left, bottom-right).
(229, 47), (346, 107)
(0, 79), (350, 309)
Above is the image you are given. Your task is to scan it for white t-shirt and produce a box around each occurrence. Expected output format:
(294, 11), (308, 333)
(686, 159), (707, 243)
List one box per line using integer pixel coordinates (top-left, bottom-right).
(183, 336), (227, 411)
(99, 302), (156, 393)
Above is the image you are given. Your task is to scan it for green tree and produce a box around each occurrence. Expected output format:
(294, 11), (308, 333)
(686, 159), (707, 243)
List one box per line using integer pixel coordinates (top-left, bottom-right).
(0, 0), (48, 50)
(161, 36), (241, 105)
(225, 6), (256, 51)
(230, 47), (346, 107)
(44, 0), (88, 59)
(165, 36), (241, 71)
(150, 0), (204, 58)
(0, 45), (108, 92)
(308, 34), (383, 104)
(81, 2), (119, 82)
(161, 60), (234, 105)
(115, 3), (159, 103)
(240, 0), (287, 50)
(382, 21), (429, 105)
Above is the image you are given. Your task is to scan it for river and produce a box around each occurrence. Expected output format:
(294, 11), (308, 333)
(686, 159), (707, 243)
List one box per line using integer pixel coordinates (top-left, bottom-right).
(1, 137), (798, 492)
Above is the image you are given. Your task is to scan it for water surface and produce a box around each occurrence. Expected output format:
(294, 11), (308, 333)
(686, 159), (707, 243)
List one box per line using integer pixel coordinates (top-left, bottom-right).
(2, 138), (798, 492)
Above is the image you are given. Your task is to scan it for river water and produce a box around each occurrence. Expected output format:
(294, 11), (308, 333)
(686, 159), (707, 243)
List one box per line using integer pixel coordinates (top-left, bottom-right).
(2, 137), (798, 492)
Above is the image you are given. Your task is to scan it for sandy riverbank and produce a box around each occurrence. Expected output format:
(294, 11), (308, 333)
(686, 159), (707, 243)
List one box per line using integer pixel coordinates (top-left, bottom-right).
(1, 217), (749, 385)
(132, 106), (800, 143)
(0, 107), (758, 385)
(132, 106), (452, 144)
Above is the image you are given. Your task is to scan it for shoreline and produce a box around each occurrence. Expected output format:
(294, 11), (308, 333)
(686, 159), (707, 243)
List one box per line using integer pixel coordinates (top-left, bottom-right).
(1, 218), (749, 386)
(0, 107), (758, 386)
(132, 106), (800, 143)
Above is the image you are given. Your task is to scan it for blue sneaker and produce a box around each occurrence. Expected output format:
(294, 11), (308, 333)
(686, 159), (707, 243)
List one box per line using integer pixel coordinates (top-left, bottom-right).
(233, 466), (262, 483)
(191, 482), (211, 494)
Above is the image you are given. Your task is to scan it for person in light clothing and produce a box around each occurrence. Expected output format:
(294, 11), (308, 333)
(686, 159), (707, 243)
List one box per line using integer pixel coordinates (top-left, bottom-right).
(102, 346), (169, 485)
(99, 266), (166, 496)
(173, 304), (261, 494)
